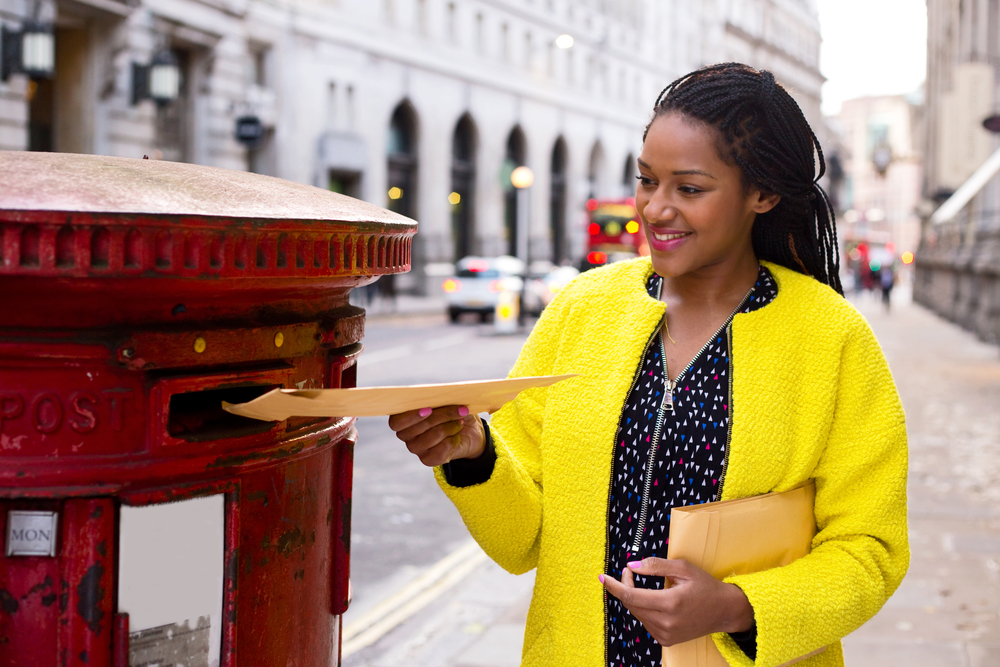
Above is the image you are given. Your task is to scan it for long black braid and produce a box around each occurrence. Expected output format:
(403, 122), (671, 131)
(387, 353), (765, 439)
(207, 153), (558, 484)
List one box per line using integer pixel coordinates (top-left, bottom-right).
(645, 62), (843, 295)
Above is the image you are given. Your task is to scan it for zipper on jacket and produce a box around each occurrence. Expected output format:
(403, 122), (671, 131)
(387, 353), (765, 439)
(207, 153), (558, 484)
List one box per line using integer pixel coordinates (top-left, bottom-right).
(714, 324), (737, 502)
(604, 301), (664, 667)
(629, 284), (754, 554)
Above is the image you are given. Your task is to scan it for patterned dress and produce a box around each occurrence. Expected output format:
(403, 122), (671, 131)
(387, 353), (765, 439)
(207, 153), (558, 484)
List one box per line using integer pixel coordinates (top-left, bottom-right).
(604, 265), (777, 667)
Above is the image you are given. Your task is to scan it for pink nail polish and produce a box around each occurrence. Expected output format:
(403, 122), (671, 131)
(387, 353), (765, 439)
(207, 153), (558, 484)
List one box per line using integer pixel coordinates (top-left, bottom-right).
(627, 560), (643, 569)
(418, 408), (432, 418)
(598, 574), (605, 584)
(458, 406), (469, 417)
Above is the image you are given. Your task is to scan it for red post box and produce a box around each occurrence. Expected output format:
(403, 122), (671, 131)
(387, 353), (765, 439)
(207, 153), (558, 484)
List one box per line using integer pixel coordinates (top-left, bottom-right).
(0, 152), (416, 667)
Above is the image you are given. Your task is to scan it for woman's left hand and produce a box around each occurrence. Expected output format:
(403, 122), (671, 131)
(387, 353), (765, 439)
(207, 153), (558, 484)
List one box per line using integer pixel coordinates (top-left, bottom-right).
(600, 558), (755, 647)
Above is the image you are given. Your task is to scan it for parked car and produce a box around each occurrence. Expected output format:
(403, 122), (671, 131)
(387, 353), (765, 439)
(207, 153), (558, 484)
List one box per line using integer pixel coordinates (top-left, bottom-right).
(442, 255), (525, 323)
(523, 266), (580, 316)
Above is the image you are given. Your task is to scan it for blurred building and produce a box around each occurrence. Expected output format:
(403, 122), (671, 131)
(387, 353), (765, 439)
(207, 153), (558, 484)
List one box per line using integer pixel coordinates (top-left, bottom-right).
(834, 94), (924, 258)
(0, 0), (826, 292)
(915, 0), (1000, 343)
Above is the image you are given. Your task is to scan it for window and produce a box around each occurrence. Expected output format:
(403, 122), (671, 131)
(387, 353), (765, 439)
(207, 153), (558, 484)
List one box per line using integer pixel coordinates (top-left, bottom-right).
(417, 0), (427, 35)
(550, 138), (568, 263)
(387, 102), (418, 218)
(503, 127), (527, 257)
(451, 114), (478, 259)
(346, 85), (355, 130)
(250, 45), (270, 87)
(326, 83), (337, 130)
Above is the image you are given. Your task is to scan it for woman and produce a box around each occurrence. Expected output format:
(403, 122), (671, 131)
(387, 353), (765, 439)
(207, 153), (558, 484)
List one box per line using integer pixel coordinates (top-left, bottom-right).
(389, 63), (908, 667)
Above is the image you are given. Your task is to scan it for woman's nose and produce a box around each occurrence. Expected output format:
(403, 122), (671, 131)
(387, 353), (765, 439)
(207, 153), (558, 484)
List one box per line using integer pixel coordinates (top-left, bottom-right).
(643, 193), (678, 224)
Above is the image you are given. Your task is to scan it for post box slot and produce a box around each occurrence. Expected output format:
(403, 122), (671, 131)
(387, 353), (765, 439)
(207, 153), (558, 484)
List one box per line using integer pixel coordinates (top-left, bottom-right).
(167, 385), (278, 442)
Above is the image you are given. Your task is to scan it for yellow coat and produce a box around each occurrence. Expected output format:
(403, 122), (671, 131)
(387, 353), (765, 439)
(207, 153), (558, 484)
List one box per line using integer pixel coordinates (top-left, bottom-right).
(436, 258), (909, 667)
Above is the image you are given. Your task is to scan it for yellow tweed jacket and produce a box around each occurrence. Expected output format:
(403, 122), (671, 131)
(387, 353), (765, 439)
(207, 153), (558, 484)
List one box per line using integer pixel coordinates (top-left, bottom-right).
(435, 258), (909, 667)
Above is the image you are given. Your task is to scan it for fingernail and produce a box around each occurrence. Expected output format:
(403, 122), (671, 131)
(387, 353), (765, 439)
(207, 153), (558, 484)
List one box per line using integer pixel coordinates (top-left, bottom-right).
(598, 574), (605, 584)
(418, 408), (432, 418)
(458, 406), (469, 417)
(627, 560), (643, 569)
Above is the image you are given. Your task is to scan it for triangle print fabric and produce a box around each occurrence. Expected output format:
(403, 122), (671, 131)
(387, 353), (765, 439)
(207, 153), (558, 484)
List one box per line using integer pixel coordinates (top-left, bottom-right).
(604, 266), (777, 667)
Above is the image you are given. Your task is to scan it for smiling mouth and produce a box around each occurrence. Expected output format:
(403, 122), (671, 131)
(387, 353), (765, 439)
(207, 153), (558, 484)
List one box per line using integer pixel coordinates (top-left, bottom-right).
(651, 231), (692, 241)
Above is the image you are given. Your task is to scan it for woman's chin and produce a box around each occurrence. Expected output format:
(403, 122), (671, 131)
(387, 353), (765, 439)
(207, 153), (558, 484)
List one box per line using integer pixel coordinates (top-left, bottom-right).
(649, 255), (694, 279)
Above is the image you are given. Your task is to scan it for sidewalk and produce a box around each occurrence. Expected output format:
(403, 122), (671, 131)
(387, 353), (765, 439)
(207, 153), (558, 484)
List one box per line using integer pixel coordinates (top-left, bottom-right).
(346, 292), (1000, 667)
(841, 291), (1000, 666)
(351, 291), (447, 320)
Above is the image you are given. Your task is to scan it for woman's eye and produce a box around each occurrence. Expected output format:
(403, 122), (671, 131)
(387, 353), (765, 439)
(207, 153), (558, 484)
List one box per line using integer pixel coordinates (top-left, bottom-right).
(636, 176), (655, 187)
(678, 186), (703, 195)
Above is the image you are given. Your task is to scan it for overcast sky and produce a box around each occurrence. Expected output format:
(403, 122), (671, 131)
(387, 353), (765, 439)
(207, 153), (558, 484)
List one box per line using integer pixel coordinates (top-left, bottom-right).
(817, 0), (928, 116)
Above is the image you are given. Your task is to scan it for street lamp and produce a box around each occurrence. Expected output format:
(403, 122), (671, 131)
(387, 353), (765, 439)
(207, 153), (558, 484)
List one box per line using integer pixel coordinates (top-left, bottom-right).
(1, 22), (55, 81)
(510, 166), (534, 264)
(511, 166), (533, 326)
(132, 50), (181, 106)
(510, 165), (534, 189)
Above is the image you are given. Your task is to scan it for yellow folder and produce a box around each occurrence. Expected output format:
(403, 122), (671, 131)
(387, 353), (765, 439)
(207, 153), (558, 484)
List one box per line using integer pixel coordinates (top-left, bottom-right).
(663, 481), (824, 667)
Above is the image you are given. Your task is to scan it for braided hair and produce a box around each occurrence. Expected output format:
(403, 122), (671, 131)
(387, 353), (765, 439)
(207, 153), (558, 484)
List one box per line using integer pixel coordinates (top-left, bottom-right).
(645, 63), (843, 294)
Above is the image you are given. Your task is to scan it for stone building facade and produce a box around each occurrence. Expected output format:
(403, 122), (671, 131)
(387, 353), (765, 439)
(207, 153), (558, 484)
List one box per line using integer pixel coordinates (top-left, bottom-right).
(0, 0), (826, 291)
(916, 0), (1000, 343)
(835, 94), (924, 258)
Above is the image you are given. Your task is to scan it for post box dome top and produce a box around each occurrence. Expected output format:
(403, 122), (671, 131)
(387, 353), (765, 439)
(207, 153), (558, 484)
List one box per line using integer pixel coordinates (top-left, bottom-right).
(0, 151), (416, 228)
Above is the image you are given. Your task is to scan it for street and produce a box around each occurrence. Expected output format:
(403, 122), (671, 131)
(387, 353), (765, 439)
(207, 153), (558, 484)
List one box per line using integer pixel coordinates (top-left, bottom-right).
(343, 290), (1000, 667)
(344, 311), (530, 628)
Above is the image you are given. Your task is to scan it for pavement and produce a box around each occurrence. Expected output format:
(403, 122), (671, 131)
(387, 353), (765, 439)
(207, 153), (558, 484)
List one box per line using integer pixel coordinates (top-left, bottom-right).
(344, 285), (1000, 667)
(351, 290), (448, 320)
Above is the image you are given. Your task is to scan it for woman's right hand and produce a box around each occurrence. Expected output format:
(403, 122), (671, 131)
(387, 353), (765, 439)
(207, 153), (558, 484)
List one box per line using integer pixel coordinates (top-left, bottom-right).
(388, 406), (486, 467)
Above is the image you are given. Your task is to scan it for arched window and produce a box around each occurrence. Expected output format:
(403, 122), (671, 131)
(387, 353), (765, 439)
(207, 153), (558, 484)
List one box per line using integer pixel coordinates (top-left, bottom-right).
(451, 114), (477, 260)
(550, 137), (568, 263)
(622, 152), (636, 198)
(588, 141), (605, 200)
(503, 126), (527, 257)
(387, 102), (418, 218)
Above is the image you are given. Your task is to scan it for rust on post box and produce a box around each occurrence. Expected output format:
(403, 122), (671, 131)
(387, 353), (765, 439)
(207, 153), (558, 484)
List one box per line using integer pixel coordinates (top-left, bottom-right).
(0, 152), (416, 667)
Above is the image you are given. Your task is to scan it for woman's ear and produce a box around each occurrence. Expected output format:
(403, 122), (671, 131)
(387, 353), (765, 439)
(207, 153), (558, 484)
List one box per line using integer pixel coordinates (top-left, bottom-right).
(751, 190), (781, 215)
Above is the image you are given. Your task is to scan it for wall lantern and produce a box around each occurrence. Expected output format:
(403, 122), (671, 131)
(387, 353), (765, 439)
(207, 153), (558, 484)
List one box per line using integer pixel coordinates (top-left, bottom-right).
(1, 22), (56, 81)
(235, 115), (264, 148)
(132, 50), (181, 106)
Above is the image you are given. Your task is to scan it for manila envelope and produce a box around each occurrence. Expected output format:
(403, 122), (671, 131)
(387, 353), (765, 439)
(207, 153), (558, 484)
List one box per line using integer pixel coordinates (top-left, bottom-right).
(222, 374), (577, 421)
(663, 481), (824, 667)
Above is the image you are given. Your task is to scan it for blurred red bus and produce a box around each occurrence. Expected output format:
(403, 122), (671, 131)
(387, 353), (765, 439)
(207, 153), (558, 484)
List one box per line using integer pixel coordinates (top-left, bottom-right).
(582, 198), (648, 270)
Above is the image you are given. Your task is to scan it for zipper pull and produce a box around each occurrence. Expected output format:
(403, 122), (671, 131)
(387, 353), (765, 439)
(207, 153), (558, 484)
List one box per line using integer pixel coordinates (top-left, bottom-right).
(662, 379), (674, 411)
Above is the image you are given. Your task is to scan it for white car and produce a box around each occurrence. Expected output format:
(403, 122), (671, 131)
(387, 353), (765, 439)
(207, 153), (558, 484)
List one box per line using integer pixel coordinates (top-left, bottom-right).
(442, 256), (525, 323)
(524, 266), (580, 316)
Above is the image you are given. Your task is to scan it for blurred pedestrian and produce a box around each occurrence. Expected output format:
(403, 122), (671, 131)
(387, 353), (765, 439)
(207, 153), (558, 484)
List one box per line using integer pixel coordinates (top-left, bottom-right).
(880, 265), (894, 312)
(390, 64), (908, 667)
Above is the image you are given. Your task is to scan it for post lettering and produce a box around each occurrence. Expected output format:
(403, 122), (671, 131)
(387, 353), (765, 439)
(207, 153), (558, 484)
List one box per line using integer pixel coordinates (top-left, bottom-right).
(0, 394), (24, 433)
(101, 389), (133, 432)
(69, 392), (98, 433)
(32, 393), (64, 434)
